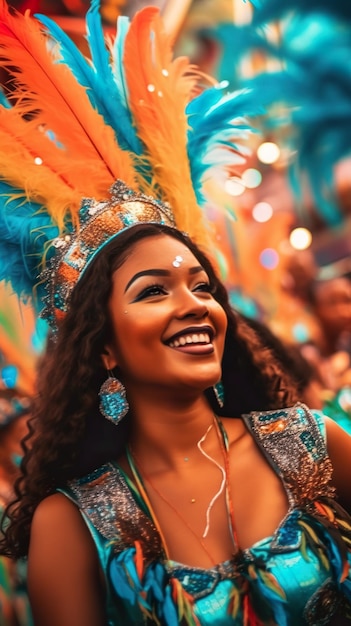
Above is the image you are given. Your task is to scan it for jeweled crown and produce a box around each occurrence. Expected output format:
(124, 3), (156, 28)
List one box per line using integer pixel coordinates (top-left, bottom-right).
(41, 180), (175, 331)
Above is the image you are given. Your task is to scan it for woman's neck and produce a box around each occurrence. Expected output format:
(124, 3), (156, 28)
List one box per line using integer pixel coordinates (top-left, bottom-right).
(127, 394), (217, 472)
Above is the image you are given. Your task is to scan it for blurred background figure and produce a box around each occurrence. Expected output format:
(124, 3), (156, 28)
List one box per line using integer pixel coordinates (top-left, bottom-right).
(301, 276), (351, 435)
(310, 277), (351, 359)
(0, 387), (32, 626)
(270, 244), (325, 347)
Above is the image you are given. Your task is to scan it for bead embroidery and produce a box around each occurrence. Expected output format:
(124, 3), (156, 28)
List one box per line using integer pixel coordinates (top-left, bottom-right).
(243, 402), (335, 507)
(68, 462), (162, 561)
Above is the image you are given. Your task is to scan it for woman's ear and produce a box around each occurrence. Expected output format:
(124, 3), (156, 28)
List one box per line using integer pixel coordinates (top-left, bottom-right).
(100, 344), (118, 370)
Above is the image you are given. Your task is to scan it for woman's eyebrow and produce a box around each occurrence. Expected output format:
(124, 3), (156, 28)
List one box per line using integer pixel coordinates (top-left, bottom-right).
(124, 269), (169, 292)
(124, 265), (204, 293)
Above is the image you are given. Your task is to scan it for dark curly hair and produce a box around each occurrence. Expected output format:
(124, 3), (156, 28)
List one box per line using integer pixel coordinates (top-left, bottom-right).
(0, 223), (298, 558)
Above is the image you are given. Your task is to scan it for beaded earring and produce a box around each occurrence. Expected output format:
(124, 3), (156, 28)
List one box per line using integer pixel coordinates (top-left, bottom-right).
(213, 381), (224, 409)
(99, 371), (129, 424)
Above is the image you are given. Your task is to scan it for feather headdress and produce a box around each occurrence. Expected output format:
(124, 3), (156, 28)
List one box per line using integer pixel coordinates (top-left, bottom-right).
(0, 0), (255, 331)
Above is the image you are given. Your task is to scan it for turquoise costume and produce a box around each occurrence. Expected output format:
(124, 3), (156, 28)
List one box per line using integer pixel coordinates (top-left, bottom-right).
(323, 387), (351, 437)
(60, 403), (351, 625)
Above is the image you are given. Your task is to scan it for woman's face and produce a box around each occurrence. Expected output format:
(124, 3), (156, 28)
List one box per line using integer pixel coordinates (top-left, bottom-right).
(104, 234), (227, 397)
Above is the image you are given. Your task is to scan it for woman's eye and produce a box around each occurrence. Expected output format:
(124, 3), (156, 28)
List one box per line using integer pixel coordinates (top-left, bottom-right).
(193, 282), (213, 293)
(134, 284), (166, 301)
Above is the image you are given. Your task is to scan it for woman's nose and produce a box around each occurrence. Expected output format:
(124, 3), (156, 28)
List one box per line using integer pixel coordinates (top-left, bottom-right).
(174, 289), (209, 319)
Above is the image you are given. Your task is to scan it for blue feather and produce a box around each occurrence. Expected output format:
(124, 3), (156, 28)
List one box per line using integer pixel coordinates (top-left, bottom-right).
(187, 86), (261, 204)
(0, 181), (59, 310)
(0, 1), (259, 321)
(0, 88), (10, 109)
(199, 22), (264, 87)
(239, 13), (351, 225)
(111, 16), (130, 112)
(85, 1), (142, 154)
(251, 0), (351, 24)
(35, 8), (141, 154)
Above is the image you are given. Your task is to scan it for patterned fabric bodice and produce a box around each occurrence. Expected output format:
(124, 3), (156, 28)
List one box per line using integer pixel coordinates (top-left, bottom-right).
(59, 403), (351, 625)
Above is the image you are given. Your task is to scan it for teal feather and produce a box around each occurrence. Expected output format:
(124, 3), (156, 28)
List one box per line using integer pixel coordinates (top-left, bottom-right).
(187, 86), (261, 205)
(0, 181), (59, 310)
(111, 16), (131, 117)
(199, 23), (264, 88)
(36, 5), (141, 154)
(240, 13), (351, 225)
(0, 88), (10, 108)
(251, 0), (351, 24)
(299, 504), (351, 599)
(85, 0), (142, 154)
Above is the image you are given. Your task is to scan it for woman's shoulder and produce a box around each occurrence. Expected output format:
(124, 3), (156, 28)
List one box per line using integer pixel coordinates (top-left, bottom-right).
(28, 498), (105, 626)
(30, 493), (99, 566)
(33, 491), (77, 513)
(31, 493), (86, 537)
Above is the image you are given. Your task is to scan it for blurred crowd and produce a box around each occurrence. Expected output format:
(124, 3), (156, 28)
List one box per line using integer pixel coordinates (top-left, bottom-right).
(0, 380), (33, 626)
(268, 245), (351, 435)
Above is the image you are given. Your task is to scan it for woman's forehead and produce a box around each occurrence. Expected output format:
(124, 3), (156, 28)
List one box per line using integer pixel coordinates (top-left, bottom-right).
(120, 234), (198, 269)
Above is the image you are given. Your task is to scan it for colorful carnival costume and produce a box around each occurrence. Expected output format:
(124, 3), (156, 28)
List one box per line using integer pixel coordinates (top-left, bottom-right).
(60, 404), (351, 626)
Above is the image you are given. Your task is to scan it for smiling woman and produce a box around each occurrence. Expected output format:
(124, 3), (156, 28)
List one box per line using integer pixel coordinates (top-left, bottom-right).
(1, 222), (351, 626)
(1, 2), (351, 626)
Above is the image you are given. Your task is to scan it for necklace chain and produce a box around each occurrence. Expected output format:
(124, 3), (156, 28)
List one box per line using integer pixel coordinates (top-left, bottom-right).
(197, 421), (226, 538)
(127, 416), (238, 566)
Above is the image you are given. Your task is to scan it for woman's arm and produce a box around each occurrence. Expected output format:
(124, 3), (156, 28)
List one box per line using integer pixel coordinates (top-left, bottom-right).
(28, 493), (107, 626)
(325, 416), (351, 513)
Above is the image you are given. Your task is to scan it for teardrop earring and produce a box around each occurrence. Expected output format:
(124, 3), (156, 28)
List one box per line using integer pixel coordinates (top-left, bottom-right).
(98, 370), (129, 424)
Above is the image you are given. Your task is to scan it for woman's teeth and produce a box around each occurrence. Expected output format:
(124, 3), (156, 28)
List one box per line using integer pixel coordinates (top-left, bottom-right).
(169, 333), (210, 348)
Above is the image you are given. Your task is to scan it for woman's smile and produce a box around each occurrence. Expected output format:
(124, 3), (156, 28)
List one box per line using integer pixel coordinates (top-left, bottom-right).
(166, 325), (215, 354)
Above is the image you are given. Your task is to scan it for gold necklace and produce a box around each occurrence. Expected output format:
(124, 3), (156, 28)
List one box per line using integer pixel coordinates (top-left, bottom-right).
(127, 416), (237, 565)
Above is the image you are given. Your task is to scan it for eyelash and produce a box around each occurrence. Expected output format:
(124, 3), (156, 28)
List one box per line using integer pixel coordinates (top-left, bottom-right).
(135, 281), (213, 301)
(194, 282), (213, 293)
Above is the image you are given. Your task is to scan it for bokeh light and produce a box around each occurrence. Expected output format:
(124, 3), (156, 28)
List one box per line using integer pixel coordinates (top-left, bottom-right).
(292, 323), (310, 343)
(259, 248), (279, 270)
(257, 142), (280, 164)
(241, 168), (262, 188)
(252, 201), (273, 222)
(224, 176), (245, 196)
(289, 227), (312, 250)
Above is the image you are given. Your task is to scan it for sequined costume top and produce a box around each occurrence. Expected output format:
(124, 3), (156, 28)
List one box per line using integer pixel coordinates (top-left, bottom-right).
(59, 403), (351, 625)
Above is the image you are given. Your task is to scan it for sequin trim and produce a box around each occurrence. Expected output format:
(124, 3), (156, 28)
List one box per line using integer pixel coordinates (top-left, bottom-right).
(243, 403), (335, 509)
(68, 462), (163, 561)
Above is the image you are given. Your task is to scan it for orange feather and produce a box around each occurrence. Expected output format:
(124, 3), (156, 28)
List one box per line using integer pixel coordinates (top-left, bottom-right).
(0, 107), (82, 227)
(122, 7), (211, 247)
(0, 0), (137, 220)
